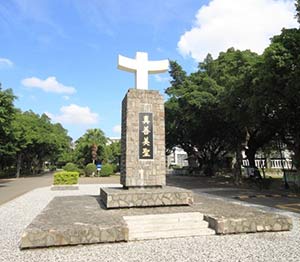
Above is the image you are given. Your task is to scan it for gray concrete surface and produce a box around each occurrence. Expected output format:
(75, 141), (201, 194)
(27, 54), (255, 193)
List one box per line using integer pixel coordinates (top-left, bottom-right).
(20, 185), (292, 249)
(167, 175), (300, 214)
(1, 184), (299, 262)
(0, 174), (120, 206)
(0, 173), (54, 205)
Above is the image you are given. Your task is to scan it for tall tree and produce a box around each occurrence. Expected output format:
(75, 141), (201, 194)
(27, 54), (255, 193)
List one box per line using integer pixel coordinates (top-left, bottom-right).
(0, 85), (16, 163)
(296, 0), (300, 24)
(212, 48), (277, 170)
(166, 59), (229, 175)
(0, 85), (16, 175)
(11, 111), (71, 177)
(104, 140), (121, 170)
(74, 128), (107, 167)
(260, 28), (300, 170)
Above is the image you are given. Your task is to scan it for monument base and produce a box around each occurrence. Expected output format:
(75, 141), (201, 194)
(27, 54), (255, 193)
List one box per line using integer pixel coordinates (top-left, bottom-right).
(100, 186), (193, 209)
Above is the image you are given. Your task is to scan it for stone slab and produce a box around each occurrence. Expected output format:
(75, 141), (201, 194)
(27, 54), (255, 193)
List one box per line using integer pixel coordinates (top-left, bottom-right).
(100, 186), (193, 208)
(204, 214), (292, 235)
(51, 185), (79, 191)
(20, 194), (293, 249)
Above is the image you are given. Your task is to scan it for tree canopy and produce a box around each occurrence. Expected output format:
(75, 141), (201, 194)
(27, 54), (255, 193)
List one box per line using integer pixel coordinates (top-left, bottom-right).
(74, 128), (107, 167)
(166, 25), (300, 177)
(0, 85), (72, 177)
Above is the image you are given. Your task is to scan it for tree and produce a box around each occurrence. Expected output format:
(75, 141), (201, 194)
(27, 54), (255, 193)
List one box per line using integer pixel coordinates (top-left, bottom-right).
(11, 111), (71, 177)
(166, 49), (278, 181)
(74, 129), (107, 167)
(296, 0), (300, 24)
(0, 85), (16, 165)
(213, 49), (279, 170)
(260, 28), (300, 170)
(104, 140), (121, 168)
(166, 59), (230, 175)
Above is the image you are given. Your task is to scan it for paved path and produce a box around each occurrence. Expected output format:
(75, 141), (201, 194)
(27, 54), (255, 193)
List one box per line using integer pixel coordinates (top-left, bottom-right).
(2, 173), (300, 214)
(1, 184), (299, 262)
(167, 175), (300, 214)
(0, 174), (120, 206)
(0, 173), (54, 205)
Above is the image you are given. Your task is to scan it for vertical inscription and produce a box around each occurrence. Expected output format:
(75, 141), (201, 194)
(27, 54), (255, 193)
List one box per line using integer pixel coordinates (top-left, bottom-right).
(139, 113), (153, 159)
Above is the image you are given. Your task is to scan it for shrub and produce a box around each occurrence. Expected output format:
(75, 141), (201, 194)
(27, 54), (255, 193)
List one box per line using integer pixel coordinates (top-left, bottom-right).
(78, 168), (85, 177)
(85, 163), (97, 176)
(53, 171), (79, 185)
(111, 163), (119, 173)
(49, 165), (57, 171)
(63, 162), (79, 172)
(100, 163), (114, 177)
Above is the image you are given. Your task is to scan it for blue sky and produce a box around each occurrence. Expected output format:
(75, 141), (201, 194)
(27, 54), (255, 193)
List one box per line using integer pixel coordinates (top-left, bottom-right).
(0, 0), (298, 141)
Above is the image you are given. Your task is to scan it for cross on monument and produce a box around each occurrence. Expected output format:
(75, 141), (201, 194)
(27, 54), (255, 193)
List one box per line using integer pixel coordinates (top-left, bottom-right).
(118, 52), (169, 90)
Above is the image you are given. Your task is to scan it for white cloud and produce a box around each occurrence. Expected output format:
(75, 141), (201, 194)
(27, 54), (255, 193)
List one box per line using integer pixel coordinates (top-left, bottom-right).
(0, 58), (13, 68)
(113, 125), (121, 134)
(46, 104), (99, 125)
(154, 75), (171, 83)
(63, 95), (70, 100)
(178, 0), (298, 62)
(21, 76), (76, 94)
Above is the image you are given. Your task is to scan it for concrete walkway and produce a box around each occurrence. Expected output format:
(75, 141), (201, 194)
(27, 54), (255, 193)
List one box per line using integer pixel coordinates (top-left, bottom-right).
(0, 173), (54, 205)
(2, 173), (300, 214)
(0, 173), (120, 206)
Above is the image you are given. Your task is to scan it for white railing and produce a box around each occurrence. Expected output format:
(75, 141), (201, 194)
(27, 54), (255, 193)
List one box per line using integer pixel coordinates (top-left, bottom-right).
(242, 159), (293, 169)
(242, 159), (266, 168)
(270, 159), (293, 169)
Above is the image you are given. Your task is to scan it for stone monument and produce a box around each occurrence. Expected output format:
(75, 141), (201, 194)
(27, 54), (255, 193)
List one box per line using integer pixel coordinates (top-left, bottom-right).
(101, 52), (193, 208)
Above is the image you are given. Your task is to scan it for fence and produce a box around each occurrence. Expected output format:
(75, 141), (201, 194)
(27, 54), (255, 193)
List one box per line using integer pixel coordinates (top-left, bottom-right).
(242, 158), (293, 169)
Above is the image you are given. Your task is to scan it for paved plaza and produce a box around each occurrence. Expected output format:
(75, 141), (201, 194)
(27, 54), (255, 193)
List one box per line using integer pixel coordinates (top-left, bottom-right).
(1, 179), (300, 262)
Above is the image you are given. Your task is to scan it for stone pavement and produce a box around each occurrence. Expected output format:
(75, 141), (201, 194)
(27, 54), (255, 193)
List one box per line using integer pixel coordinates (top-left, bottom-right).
(167, 175), (300, 214)
(20, 187), (292, 249)
(0, 173), (54, 205)
(0, 174), (119, 205)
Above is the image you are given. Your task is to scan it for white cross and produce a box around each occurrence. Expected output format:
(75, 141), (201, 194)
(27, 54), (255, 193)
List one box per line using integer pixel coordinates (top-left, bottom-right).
(118, 52), (169, 90)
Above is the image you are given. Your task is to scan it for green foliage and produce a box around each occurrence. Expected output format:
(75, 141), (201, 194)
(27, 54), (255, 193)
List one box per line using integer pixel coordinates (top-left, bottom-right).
(63, 162), (79, 172)
(0, 85), (16, 159)
(0, 86), (72, 178)
(296, 0), (300, 24)
(166, 53), (246, 175)
(53, 171), (79, 185)
(260, 28), (300, 169)
(84, 163), (97, 176)
(74, 129), (107, 167)
(7, 110), (72, 177)
(49, 165), (57, 171)
(100, 163), (114, 177)
(104, 140), (121, 170)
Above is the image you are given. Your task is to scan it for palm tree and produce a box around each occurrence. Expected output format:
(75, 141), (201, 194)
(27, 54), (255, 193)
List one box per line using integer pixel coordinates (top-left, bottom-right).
(75, 128), (107, 166)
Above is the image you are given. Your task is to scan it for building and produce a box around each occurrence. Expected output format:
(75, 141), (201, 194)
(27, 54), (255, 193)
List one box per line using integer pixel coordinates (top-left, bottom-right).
(167, 147), (189, 168)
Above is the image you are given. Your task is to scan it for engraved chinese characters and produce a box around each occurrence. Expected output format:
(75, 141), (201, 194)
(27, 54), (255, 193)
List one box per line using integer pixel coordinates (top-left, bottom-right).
(139, 113), (153, 159)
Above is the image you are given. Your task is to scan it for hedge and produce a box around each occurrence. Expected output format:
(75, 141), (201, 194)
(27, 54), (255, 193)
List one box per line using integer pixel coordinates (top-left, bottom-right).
(100, 163), (114, 177)
(53, 171), (79, 185)
(62, 162), (79, 172)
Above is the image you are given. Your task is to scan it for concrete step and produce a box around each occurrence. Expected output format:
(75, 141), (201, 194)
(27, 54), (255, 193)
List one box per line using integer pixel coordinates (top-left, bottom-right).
(129, 228), (215, 241)
(124, 212), (204, 222)
(123, 212), (216, 241)
(129, 223), (212, 233)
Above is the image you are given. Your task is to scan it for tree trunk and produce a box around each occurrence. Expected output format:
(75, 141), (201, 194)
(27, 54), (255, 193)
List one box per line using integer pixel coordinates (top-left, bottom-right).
(16, 153), (22, 178)
(234, 145), (243, 185)
(292, 139), (300, 171)
(91, 144), (98, 165)
(245, 148), (256, 167)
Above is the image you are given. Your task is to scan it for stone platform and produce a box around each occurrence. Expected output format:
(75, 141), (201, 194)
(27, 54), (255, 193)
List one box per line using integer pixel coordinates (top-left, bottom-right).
(100, 186), (193, 208)
(20, 193), (293, 249)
